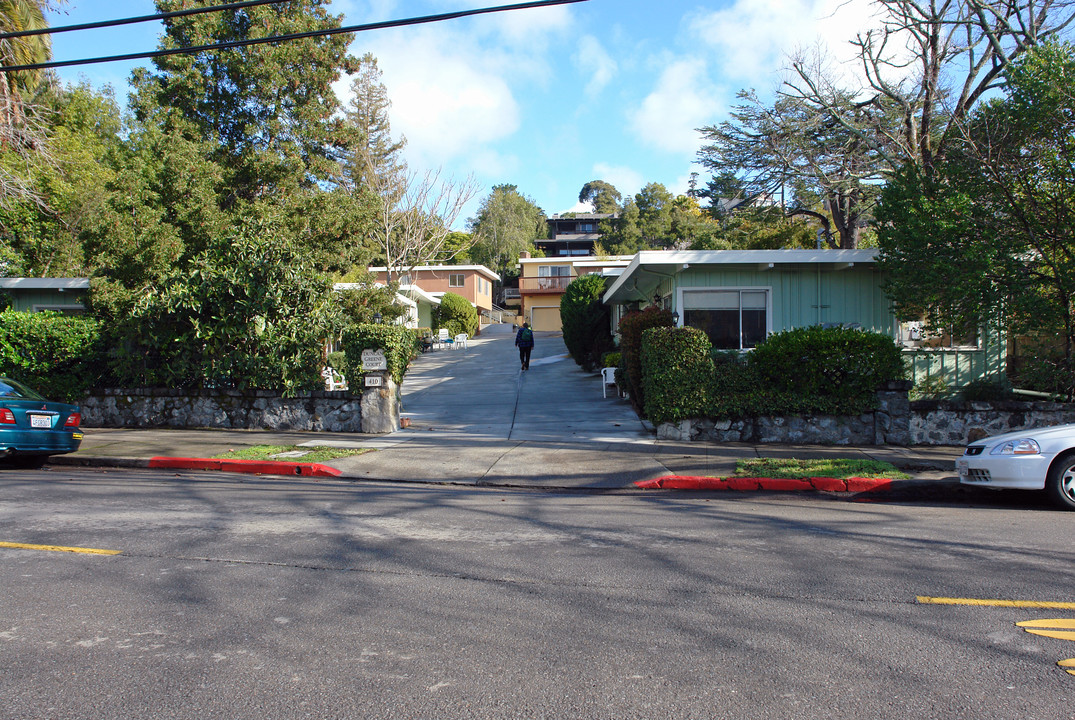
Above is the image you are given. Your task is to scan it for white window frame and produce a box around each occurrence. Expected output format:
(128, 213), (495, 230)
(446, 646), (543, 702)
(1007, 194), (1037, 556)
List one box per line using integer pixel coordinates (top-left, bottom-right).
(449, 273), (465, 288)
(677, 286), (772, 350)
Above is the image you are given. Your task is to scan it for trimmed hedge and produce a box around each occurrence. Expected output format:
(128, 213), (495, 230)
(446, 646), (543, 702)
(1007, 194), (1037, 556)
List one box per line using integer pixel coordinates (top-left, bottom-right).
(0, 309), (101, 402)
(341, 323), (417, 386)
(747, 326), (906, 414)
(641, 327), (713, 422)
(638, 324), (908, 424)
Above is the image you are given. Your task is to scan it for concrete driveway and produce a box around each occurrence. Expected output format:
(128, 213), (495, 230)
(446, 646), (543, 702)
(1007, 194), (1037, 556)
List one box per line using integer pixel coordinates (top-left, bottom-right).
(399, 323), (649, 443)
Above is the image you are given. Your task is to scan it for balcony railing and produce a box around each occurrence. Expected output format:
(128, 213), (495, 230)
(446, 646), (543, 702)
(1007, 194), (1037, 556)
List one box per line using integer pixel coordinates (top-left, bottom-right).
(520, 276), (572, 292)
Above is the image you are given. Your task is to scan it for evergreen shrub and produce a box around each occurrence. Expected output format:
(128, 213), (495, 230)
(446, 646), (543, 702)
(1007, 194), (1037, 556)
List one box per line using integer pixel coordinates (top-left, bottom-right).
(560, 274), (613, 372)
(435, 292), (478, 337)
(0, 309), (102, 402)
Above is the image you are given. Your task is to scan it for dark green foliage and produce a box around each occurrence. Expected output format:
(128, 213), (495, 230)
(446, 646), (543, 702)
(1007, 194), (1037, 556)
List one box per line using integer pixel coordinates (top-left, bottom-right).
(641, 327), (713, 423)
(560, 274), (613, 372)
(0, 310), (102, 402)
(960, 376), (1013, 401)
(638, 325), (907, 423)
(617, 306), (674, 413)
(747, 326), (906, 413)
(341, 323), (417, 386)
(434, 292), (478, 337)
(878, 43), (1075, 395)
(1012, 349), (1075, 399)
(98, 219), (334, 395)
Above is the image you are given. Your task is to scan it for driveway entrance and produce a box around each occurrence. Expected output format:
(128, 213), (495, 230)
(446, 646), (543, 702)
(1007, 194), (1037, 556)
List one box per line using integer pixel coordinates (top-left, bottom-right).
(400, 323), (649, 442)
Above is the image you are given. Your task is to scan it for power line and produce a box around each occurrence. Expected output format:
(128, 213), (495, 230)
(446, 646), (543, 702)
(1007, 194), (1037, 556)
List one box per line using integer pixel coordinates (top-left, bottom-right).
(0, 0), (293, 40)
(0, 0), (588, 72)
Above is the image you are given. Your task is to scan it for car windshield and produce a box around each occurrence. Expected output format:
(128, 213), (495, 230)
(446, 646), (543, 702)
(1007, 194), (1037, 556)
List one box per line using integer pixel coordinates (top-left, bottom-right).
(0, 377), (46, 400)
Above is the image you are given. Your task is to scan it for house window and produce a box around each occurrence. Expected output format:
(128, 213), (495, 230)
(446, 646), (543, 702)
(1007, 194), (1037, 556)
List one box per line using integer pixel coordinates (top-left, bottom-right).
(538, 265), (571, 277)
(682, 289), (768, 350)
(398, 274), (411, 286)
(579, 223), (595, 233)
(449, 274), (465, 287)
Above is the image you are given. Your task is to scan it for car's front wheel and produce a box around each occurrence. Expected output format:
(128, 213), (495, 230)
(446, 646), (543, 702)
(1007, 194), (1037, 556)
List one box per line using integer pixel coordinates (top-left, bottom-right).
(1046, 453), (1075, 510)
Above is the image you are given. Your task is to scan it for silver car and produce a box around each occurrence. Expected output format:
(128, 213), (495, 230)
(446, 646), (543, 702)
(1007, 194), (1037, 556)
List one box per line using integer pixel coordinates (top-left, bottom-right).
(958, 423), (1075, 510)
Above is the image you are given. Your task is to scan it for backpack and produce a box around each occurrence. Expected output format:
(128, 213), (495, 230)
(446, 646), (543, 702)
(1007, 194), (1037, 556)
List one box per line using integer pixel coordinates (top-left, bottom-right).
(520, 328), (533, 343)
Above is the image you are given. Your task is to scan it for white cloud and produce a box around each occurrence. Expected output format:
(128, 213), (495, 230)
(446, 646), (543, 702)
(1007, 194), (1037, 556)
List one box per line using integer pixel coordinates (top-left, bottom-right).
(349, 29), (521, 169)
(480, 3), (572, 44)
(591, 163), (644, 198)
(628, 58), (724, 154)
(574, 35), (617, 95)
(342, 0), (576, 173)
(689, 0), (881, 89)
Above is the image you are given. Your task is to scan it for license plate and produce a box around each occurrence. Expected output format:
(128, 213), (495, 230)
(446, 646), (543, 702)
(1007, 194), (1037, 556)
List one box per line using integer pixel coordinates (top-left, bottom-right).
(29, 414), (52, 429)
(957, 460), (969, 479)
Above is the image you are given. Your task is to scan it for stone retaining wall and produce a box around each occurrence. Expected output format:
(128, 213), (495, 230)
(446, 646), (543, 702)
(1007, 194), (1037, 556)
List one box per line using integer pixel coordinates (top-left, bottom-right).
(81, 387), (364, 432)
(656, 387), (912, 445)
(656, 389), (1075, 446)
(910, 400), (1075, 445)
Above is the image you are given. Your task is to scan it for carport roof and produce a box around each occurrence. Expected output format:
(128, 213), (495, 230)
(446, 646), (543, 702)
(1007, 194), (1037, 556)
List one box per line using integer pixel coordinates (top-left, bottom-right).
(0, 277), (89, 290)
(603, 249), (879, 304)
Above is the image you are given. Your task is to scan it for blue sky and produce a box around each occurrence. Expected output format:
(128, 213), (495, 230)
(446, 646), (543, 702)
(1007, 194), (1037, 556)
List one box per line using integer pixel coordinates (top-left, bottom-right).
(44, 0), (877, 222)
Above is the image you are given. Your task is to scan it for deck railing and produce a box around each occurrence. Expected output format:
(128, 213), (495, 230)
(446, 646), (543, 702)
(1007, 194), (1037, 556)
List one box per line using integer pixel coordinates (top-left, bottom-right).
(519, 276), (572, 292)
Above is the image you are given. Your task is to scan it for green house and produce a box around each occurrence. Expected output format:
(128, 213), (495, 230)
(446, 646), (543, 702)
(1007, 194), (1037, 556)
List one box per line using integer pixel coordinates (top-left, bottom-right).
(602, 250), (1005, 390)
(0, 278), (89, 314)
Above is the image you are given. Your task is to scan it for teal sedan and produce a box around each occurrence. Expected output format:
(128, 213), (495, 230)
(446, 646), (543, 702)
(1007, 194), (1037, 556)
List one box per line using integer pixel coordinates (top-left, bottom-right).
(0, 377), (83, 466)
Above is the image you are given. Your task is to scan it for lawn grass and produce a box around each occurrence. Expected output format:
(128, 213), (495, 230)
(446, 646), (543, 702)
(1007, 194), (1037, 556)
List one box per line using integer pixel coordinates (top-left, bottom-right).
(212, 445), (370, 463)
(734, 457), (910, 480)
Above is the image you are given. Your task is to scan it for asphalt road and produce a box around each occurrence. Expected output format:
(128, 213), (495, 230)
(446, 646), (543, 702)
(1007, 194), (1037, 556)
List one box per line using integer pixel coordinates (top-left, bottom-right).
(2, 467), (1073, 719)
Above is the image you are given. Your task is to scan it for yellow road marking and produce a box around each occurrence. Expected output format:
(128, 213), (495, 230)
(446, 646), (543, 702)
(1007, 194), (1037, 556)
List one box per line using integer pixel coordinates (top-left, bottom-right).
(0, 541), (121, 556)
(917, 596), (1075, 609)
(1018, 619), (1075, 629)
(1060, 658), (1075, 676)
(1023, 628), (1075, 641)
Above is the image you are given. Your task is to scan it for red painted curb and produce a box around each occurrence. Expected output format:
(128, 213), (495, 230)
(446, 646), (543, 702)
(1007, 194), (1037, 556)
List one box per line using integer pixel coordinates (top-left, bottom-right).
(148, 457), (341, 478)
(634, 475), (897, 493)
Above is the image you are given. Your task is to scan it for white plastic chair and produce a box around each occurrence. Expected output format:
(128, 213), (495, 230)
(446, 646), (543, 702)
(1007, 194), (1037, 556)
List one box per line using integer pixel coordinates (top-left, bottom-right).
(453, 333), (468, 350)
(601, 367), (618, 398)
(436, 328), (450, 349)
(322, 367), (348, 391)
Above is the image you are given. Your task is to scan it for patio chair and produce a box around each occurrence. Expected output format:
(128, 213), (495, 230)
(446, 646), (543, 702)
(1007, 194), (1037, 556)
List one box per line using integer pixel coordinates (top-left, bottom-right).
(601, 367), (619, 398)
(453, 333), (468, 350)
(322, 367), (348, 391)
(436, 328), (451, 349)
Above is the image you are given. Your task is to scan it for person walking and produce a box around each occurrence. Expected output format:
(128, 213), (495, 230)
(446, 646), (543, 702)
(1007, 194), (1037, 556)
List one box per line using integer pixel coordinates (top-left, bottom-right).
(515, 322), (534, 371)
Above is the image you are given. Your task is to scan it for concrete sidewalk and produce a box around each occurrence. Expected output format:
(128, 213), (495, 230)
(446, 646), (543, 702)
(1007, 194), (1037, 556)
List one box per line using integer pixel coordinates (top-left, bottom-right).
(51, 323), (965, 491)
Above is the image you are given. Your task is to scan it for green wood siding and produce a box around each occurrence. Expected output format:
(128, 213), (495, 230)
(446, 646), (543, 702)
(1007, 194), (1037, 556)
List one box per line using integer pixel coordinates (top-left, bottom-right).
(903, 328), (1007, 391)
(675, 267), (893, 332)
(6, 289), (87, 313)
